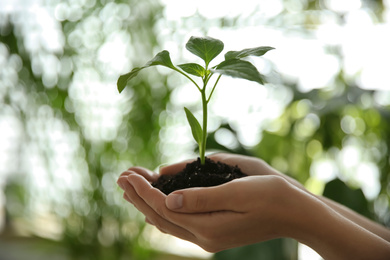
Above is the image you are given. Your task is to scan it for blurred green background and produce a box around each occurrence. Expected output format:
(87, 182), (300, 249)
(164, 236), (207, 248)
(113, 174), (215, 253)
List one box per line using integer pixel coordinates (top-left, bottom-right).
(0, 0), (389, 259)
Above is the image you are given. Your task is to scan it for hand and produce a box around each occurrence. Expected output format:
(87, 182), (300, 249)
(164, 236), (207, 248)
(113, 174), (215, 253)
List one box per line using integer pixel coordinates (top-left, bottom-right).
(117, 153), (390, 259)
(117, 154), (303, 252)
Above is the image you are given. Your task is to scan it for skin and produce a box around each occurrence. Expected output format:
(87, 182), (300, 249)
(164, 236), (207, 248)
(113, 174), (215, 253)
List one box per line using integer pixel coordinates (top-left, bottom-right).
(117, 153), (390, 259)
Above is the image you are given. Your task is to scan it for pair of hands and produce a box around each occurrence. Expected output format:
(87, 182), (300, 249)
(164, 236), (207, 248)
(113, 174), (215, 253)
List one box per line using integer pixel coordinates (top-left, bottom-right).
(116, 153), (305, 253)
(117, 153), (390, 259)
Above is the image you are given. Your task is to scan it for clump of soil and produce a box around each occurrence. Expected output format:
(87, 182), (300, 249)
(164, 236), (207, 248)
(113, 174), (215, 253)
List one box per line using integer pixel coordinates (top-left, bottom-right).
(152, 157), (247, 195)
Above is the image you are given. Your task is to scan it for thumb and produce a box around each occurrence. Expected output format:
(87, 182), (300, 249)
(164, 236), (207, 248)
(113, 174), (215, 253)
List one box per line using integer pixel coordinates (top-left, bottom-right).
(165, 185), (236, 213)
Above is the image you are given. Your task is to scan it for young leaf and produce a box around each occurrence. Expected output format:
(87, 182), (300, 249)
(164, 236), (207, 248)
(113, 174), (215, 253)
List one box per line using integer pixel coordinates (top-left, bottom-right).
(225, 46), (275, 60)
(212, 59), (264, 84)
(144, 50), (176, 68)
(117, 50), (176, 93)
(185, 36), (224, 67)
(117, 68), (143, 93)
(178, 63), (206, 77)
(184, 107), (203, 145)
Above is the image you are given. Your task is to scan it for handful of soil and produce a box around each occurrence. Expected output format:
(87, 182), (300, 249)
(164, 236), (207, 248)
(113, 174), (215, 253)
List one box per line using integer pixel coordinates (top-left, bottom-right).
(152, 157), (247, 195)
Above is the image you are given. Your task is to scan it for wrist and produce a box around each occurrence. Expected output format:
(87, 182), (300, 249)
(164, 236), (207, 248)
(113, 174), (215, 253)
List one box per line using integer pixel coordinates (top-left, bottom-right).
(262, 177), (315, 240)
(273, 182), (321, 240)
(281, 186), (339, 258)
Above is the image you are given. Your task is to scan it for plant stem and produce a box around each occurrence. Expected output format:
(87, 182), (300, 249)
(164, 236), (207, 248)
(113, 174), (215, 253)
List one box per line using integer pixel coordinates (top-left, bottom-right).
(207, 74), (221, 103)
(200, 86), (207, 165)
(199, 73), (220, 165)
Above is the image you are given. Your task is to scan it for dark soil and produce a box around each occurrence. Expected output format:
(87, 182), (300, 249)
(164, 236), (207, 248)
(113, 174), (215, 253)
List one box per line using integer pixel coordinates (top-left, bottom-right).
(152, 157), (248, 195)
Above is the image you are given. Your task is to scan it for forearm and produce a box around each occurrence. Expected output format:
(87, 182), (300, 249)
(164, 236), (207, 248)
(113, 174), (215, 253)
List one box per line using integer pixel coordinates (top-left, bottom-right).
(290, 188), (390, 260)
(275, 171), (390, 242)
(318, 195), (390, 242)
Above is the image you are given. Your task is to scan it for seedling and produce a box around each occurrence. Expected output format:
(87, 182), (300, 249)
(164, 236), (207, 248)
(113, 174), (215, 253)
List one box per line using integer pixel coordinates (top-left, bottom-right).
(117, 36), (274, 165)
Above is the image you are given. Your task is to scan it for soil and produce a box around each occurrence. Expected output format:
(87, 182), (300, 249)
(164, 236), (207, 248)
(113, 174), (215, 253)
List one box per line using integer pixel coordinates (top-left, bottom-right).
(152, 157), (248, 195)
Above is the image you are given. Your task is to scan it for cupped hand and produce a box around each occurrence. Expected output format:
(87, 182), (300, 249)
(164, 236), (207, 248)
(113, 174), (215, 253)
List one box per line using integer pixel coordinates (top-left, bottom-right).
(117, 154), (303, 252)
(117, 153), (390, 259)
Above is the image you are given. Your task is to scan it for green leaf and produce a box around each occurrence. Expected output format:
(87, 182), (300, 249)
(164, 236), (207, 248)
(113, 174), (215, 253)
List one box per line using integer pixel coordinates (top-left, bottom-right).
(117, 50), (176, 93)
(212, 59), (264, 84)
(144, 50), (176, 68)
(178, 63), (206, 77)
(185, 36), (224, 67)
(117, 68), (143, 93)
(225, 46), (274, 60)
(184, 107), (203, 145)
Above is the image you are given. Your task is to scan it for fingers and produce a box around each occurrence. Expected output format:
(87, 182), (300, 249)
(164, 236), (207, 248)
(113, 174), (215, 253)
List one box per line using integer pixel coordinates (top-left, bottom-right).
(127, 174), (217, 234)
(119, 166), (159, 182)
(120, 175), (196, 242)
(127, 174), (168, 218)
(209, 153), (271, 177)
(165, 181), (242, 213)
(208, 152), (233, 162)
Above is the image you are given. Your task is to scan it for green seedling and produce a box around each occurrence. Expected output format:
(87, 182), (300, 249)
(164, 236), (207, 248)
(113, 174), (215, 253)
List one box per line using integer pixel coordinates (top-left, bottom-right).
(117, 36), (274, 165)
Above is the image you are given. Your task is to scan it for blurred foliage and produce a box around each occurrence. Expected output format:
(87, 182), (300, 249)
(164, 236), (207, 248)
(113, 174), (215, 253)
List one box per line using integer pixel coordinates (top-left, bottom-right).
(214, 239), (297, 260)
(1, 0), (169, 259)
(1, 0), (389, 260)
(323, 178), (372, 219)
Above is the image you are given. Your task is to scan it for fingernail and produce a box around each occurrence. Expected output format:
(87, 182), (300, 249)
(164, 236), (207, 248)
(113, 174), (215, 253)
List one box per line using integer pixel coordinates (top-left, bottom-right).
(166, 193), (183, 210)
